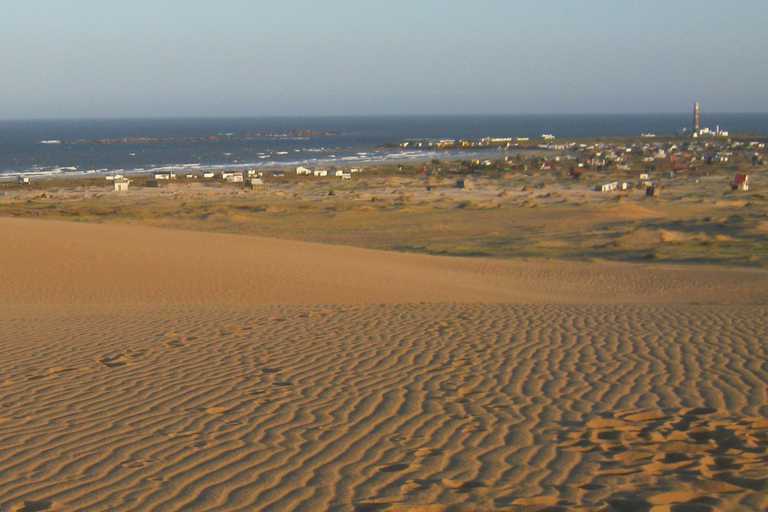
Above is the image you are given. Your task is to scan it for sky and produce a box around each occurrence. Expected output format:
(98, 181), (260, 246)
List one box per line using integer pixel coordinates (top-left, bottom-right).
(1, 0), (767, 119)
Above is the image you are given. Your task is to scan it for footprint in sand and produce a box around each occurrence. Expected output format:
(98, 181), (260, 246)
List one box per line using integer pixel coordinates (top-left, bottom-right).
(14, 501), (59, 512)
(121, 459), (153, 469)
(48, 367), (75, 375)
(378, 463), (410, 473)
(163, 332), (187, 348)
(441, 479), (488, 492)
(412, 448), (443, 457)
(98, 355), (128, 368)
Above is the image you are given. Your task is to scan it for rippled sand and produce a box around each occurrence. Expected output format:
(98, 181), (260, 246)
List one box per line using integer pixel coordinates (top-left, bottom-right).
(1, 218), (767, 511)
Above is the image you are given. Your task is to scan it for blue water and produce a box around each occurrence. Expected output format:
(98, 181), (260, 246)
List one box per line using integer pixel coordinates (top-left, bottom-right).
(1, 114), (767, 179)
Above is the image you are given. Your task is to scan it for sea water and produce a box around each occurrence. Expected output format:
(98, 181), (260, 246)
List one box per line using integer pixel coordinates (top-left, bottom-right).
(1, 114), (767, 179)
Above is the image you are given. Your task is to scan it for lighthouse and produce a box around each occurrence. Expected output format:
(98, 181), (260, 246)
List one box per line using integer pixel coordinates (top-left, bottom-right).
(693, 102), (700, 136)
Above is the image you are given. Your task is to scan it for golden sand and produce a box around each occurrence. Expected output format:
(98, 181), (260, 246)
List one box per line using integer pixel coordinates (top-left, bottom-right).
(1, 217), (767, 511)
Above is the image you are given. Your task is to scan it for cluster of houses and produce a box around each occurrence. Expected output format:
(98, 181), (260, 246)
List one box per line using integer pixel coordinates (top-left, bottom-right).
(295, 166), (360, 179)
(535, 136), (766, 196)
(565, 137), (765, 172)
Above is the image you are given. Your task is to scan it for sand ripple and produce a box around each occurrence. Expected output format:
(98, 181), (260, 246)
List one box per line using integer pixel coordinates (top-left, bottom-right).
(1, 303), (767, 511)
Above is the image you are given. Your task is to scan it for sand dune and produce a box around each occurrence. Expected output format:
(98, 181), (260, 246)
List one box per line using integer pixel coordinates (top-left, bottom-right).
(1, 218), (768, 511)
(2, 218), (767, 305)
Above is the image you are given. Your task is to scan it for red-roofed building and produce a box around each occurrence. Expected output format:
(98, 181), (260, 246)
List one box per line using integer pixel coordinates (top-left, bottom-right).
(732, 173), (749, 191)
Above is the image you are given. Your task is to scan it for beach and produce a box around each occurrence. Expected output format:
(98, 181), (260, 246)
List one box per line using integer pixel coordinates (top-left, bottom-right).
(2, 206), (768, 511)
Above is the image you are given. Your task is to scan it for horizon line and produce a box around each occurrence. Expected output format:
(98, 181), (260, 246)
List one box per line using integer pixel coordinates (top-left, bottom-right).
(3, 111), (768, 122)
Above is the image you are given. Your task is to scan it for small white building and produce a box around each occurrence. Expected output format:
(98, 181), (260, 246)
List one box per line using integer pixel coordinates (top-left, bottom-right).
(151, 171), (175, 180)
(113, 180), (130, 192)
(595, 182), (619, 192)
(296, 166), (312, 175)
(221, 171), (243, 182)
(202, 172), (215, 178)
(313, 169), (328, 177)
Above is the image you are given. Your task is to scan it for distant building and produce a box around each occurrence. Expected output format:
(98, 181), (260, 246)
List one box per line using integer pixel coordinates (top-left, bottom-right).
(732, 174), (749, 191)
(595, 182), (619, 192)
(113, 180), (130, 192)
(296, 166), (312, 175)
(151, 172), (175, 180)
(246, 177), (266, 190)
(17, 175), (30, 184)
(221, 171), (243, 182)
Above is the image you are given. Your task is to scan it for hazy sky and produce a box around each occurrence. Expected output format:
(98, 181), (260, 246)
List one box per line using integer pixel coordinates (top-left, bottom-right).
(1, 0), (766, 119)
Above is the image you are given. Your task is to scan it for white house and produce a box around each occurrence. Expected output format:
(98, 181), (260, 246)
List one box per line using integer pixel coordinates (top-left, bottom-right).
(313, 169), (328, 177)
(113, 180), (130, 192)
(296, 166), (312, 175)
(221, 171), (243, 182)
(151, 171), (175, 180)
(595, 182), (619, 192)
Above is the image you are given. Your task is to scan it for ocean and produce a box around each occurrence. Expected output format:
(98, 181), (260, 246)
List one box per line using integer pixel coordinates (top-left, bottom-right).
(1, 114), (767, 180)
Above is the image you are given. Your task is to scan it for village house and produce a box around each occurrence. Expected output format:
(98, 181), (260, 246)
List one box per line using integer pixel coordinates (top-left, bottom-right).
(595, 182), (619, 192)
(113, 179), (130, 192)
(245, 177), (266, 190)
(296, 166), (312, 175)
(313, 169), (328, 177)
(221, 171), (243, 183)
(150, 171), (176, 180)
(151, 171), (175, 180)
(732, 174), (749, 191)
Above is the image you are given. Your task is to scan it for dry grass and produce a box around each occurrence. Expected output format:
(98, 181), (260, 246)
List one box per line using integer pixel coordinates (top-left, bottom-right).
(2, 160), (767, 266)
